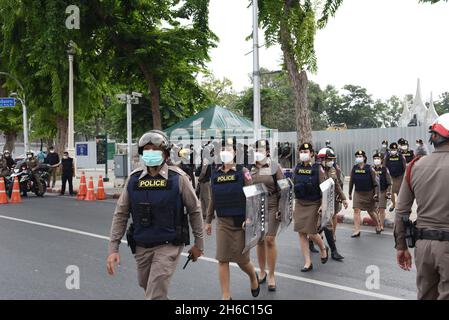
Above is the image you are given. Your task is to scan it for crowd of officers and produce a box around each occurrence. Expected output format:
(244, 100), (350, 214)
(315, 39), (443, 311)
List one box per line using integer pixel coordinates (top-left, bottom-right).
(108, 114), (449, 301)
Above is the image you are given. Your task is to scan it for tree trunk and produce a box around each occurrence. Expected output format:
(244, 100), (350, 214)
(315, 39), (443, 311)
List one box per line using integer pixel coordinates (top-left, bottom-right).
(3, 132), (17, 153)
(279, 14), (313, 156)
(55, 115), (68, 155)
(140, 64), (162, 130)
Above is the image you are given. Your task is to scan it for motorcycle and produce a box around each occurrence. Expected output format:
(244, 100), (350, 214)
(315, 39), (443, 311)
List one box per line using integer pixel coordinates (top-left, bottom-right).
(7, 161), (47, 197)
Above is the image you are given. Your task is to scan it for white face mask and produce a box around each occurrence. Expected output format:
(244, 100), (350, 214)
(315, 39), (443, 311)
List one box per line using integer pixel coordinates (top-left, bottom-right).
(390, 150), (398, 156)
(382, 144), (387, 148)
(254, 152), (266, 162)
(299, 153), (311, 162)
(374, 159), (382, 166)
(326, 161), (334, 168)
(416, 144), (421, 148)
(50, 150), (54, 153)
(220, 151), (234, 164)
(401, 146), (408, 150)
(27, 155), (32, 159)
(355, 157), (364, 164)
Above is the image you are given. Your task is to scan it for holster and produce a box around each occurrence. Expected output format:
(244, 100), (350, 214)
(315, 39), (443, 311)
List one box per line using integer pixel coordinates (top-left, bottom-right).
(402, 216), (417, 248)
(126, 223), (137, 254)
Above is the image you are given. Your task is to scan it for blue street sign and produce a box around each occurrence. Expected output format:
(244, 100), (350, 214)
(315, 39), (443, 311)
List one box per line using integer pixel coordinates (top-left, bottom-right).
(0, 98), (16, 107)
(76, 144), (88, 156)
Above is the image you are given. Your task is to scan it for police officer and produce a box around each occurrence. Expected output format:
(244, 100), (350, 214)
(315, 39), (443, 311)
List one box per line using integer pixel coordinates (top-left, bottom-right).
(395, 113), (449, 300)
(400, 140), (415, 163)
(177, 147), (196, 190)
(317, 148), (349, 261)
(251, 139), (284, 291)
(204, 137), (260, 300)
(383, 143), (407, 212)
(0, 152), (10, 177)
(106, 130), (204, 300)
(196, 142), (215, 220)
(380, 140), (389, 160)
(293, 143), (329, 272)
(373, 152), (392, 231)
(348, 150), (381, 237)
(25, 151), (44, 196)
(3, 150), (15, 170)
(415, 139), (428, 157)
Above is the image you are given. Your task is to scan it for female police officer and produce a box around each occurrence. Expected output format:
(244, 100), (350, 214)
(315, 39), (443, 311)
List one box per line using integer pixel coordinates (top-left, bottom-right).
(204, 137), (260, 300)
(293, 143), (329, 272)
(106, 130), (204, 300)
(349, 150), (381, 237)
(383, 143), (407, 212)
(372, 152), (392, 231)
(251, 139), (284, 291)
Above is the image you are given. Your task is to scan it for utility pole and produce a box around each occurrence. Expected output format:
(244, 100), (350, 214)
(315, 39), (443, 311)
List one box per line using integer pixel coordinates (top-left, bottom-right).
(252, 0), (261, 141)
(67, 41), (76, 173)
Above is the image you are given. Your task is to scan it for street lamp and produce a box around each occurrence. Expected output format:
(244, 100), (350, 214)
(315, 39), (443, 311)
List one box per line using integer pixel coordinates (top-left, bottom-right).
(252, 0), (261, 141)
(67, 41), (76, 170)
(10, 92), (29, 152)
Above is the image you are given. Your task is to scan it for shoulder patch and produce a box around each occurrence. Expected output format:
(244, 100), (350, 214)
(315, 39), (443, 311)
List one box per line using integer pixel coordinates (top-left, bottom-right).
(130, 168), (144, 176)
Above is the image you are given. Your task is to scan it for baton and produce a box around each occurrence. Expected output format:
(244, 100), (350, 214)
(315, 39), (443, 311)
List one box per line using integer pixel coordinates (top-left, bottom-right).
(183, 254), (193, 270)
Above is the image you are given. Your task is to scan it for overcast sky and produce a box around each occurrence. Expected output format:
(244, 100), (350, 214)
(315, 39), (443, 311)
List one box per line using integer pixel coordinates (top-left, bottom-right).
(207, 0), (449, 101)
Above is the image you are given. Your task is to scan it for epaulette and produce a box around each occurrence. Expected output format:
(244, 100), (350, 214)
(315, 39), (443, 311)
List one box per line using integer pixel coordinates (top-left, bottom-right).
(168, 165), (187, 176)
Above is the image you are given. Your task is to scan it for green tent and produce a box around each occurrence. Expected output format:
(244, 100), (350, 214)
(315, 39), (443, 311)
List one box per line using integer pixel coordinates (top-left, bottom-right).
(164, 105), (270, 139)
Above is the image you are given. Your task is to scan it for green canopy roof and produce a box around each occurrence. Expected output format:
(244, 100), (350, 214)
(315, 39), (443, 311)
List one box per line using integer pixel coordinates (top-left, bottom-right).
(164, 105), (270, 139)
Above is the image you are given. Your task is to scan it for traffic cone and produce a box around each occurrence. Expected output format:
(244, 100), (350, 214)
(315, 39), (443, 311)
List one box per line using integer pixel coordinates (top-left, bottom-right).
(84, 177), (96, 201)
(0, 177), (8, 204)
(77, 171), (87, 200)
(10, 177), (22, 204)
(96, 176), (106, 200)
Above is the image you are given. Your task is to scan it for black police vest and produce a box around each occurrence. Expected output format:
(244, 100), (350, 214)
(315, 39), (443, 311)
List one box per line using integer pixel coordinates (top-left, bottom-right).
(127, 170), (185, 245)
(211, 167), (246, 217)
(352, 165), (374, 192)
(374, 166), (388, 191)
(293, 163), (321, 201)
(385, 154), (405, 177)
(402, 150), (415, 163)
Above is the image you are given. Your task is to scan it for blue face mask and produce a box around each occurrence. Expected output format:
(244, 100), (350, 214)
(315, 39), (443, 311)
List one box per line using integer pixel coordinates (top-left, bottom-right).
(141, 150), (164, 167)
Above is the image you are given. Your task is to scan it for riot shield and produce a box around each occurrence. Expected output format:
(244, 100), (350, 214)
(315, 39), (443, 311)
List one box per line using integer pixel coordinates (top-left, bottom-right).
(319, 178), (335, 230)
(276, 178), (294, 235)
(375, 173), (381, 210)
(242, 183), (268, 254)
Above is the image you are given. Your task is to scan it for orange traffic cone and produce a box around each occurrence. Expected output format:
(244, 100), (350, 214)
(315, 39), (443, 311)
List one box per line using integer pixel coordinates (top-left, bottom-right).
(0, 177), (8, 204)
(10, 176), (22, 204)
(77, 171), (87, 200)
(84, 177), (96, 201)
(96, 176), (106, 200)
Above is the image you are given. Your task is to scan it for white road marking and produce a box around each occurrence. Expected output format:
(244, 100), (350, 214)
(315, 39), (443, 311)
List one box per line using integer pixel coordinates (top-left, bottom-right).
(0, 214), (403, 300)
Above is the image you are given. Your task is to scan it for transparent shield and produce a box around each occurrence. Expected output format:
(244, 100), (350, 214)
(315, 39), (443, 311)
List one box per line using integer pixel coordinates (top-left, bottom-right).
(277, 178), (294, 235)
(319, 178), (335, 230)
(242, 183), (268, 254)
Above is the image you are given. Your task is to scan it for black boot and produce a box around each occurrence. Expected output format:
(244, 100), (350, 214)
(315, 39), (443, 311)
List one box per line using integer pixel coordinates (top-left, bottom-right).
(324, 227), (344, 261)
(309, 240), (319, 253)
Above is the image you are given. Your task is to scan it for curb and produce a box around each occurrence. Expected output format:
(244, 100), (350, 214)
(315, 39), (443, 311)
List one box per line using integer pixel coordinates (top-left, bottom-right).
(46, 188), (119, 200)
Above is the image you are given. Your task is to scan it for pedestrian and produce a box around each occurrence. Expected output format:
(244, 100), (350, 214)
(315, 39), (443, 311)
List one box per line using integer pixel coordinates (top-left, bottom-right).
(317, 148), (348, 261)
(44, 146), (60, 189)
(204, 137), (260, 300)
(106, 130), (204, 300)
(415, 139), (428, 157)
(372, 152), (392, 231)
(60, 151), (74, 196)
(400, 140), (415, 163)
(348, 150), (382, 237)
(251, 139), (284, 291)
(293, 143), (329, 272)
(395, 113), (449, 300)
(383, 143), (407, 212)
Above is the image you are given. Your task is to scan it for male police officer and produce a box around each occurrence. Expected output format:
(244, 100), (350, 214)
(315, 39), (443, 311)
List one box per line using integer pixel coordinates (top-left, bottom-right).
(395, 113), (449, 300)
(25, 151), (44, 196)
(107, 130), (204, 300)
(0, 152), (10, 177)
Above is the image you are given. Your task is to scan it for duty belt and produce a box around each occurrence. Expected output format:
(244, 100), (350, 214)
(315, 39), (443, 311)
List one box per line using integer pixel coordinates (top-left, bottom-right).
(416, 229), (449, 242)
(135, 241), (173, 248)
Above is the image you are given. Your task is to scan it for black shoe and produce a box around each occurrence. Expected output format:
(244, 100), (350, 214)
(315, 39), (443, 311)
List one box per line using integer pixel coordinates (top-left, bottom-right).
(331, 251), (344, 261)
(309, 241), (319, 253)
(258, 273), (267, 284)
(301, 264), (313, 272)
(376, 228), (382, 235)
(389, 207), (395, 212)
(251, 273), (260, 298)
(268, 284), (276, 292)
(351, 232), (361, 238)
(321, 247), (329, 264)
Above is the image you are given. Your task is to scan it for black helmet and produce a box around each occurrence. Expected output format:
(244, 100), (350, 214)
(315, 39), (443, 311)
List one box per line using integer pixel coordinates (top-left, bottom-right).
(397, 138), (406, 145)
(389, 142), (399, 150)
(138, 130), (170, 155)
(299, 142), (314, 153)
(255, 139), (269, 150)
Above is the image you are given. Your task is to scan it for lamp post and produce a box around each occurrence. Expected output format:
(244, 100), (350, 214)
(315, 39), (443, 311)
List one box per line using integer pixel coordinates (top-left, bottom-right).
(67, 41), (76, 169)
(252, 0), (261, 141)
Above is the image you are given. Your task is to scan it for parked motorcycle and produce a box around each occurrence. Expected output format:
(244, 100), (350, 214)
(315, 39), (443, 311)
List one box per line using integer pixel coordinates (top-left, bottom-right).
(7, 161), (47, 197)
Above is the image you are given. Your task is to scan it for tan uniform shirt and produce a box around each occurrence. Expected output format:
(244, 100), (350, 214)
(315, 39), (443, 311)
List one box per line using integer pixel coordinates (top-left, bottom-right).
(108, 163), (204, 254)
(206, 165), (252, 224)
(324, 166), (347, 201)
(348, 165), (379, 197)
(26, 158), (39, 170)
(394, 144), (449, 250)
(373, 165), (392, 194)
(250, 159), (284, 195)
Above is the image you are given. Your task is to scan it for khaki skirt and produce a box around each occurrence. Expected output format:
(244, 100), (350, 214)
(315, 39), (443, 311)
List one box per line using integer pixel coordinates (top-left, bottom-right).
(353, 190), (375, 211)
(391, 175), (404, 194)
(215, 216), (250, 264)
(377, 191), (388, 209)
(265, 195), (280, 237)
(293, 199), (321, 234)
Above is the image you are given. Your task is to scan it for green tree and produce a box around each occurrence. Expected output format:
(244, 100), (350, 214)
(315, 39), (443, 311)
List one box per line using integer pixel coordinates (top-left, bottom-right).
(200, 74), (239, 108)
(434, 92), (449, 115)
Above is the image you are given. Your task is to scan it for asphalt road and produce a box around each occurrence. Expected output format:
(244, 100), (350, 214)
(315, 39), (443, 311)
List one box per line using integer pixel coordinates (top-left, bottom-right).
(0, 195), (417, 300)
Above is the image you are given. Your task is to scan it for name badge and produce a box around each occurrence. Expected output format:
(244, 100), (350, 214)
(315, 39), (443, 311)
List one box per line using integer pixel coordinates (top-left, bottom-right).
(355, 170), (366, 174)
(215, 174), (237, 183)
(390, 157), (399, 161)
(298, 169), (312, 175)
(136, 179), (168, 190)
